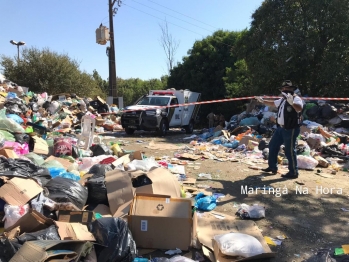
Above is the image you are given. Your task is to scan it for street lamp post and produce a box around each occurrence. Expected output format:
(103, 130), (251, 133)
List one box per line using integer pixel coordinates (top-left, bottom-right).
(10, 40), (25, 64)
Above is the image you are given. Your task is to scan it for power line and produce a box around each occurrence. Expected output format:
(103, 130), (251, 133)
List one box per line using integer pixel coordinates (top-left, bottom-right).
(122, 3), (235, 50)
(147, 0), (219, 30)
(129, 0), (214, 34)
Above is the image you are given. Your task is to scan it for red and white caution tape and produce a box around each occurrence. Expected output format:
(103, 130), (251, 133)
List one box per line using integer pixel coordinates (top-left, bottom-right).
(100, 95), (349, 114)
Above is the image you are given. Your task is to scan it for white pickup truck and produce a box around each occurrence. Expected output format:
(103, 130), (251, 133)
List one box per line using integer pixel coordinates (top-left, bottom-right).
(121, 89), (201, 135)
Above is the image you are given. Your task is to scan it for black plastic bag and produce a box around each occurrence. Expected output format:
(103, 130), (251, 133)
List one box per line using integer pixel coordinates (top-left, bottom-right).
(45, 177), (88, 209)
(89, 217), (137, 262)
(321, 104), (337, 119)
(258, 140), (269, 151)
(16, 225), (60, 243)
(306, 105), (320, 119)
(0, 238), (17, 262)
(88, 164), (113, 178)
(0, 158), (51, 186)
(86, 176), (109, 206)
(132, 174), (152, 188)
(85, 164), (113, 205)
(90, 144), (112, 156)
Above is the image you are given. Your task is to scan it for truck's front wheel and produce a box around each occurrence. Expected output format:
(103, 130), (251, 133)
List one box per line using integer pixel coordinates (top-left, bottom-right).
(185, 120), (194, 134)
(125, 127), (135, 135)
(158, 119), (168, 136)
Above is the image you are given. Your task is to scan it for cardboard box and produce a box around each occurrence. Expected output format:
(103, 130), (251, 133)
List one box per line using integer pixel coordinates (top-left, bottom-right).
(0, 148), (19, 159)
(58, 210), (95, 225)
(55, 222), (96, 241)
(5, 210), (55, 235)
(10, 240), (90, 262)
(134, 167), (181, 198)
(105, 167), (182, 218)
(0, 177), (43, 206)
(128, 193), (192, 250)
(105, 169), (135, 217)
(194, 212), (275, 261)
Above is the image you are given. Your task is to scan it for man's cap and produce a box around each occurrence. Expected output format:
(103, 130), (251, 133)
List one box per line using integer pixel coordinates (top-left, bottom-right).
(278, 80), (298, 90)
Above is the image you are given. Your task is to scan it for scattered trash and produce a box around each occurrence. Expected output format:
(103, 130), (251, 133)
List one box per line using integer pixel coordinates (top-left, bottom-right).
(198, 173), (212, 179)
(165, 248), (182, 255)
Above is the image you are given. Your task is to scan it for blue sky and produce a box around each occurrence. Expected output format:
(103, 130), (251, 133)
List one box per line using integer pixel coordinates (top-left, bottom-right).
(1, 0), (263, 81)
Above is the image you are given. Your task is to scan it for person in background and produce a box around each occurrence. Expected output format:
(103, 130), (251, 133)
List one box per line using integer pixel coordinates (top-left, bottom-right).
(219, 113), (226, 128)
(207, 111), (215, 128)
(255, 80), (303, 179)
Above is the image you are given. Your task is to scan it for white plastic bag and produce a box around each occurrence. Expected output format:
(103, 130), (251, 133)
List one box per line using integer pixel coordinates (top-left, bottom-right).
(214, 233), (264, 258)
(297, 155), (319, 170)
(237, 204), (265, 219)
(130, 157), (160, 172)
(3, 204), (30, 229)
(169, 256), (195, 262)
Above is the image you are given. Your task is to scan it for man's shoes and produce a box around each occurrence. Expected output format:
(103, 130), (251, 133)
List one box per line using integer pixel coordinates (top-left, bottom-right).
(261, 167), (277, 174)
(281, 172), (299, 179)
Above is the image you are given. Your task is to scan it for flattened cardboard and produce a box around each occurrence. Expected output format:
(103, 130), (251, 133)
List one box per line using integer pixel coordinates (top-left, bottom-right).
(202, 246), (216, 262)
(112, 151), (143, 168)
(105, 169), (134, 216)
(5, 210), (55, 234)
(135, 167), (181, 198)
(128, 193), (192, 250)
(32, 136), (49, 155)
(194, 212), (275, 261)
(179, 153), (201, 160)
(93, 204), (112, 217)
(0, 148), (19, 159)
(55, 222), (96, 241)
(58, 210), (95, 225)
(0, 177), (43, 206)
(183, 178), (197, 184)
(214, 241), (275, 262)
(10, 240), (88, 262)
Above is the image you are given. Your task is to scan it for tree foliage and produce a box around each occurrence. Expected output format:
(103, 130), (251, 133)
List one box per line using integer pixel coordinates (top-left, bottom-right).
(0, 47), (105, 97)
(168, 30), (248, 118)
(238, 0), (349, 96)
(117, 77), (167, 106)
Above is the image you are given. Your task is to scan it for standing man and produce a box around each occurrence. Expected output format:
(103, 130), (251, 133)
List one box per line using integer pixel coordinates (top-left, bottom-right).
(255, 80), (303, 179)
(207, 111), (215, 128)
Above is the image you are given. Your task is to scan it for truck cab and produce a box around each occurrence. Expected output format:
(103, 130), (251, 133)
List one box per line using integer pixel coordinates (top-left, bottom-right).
(121, 89), (201, 135)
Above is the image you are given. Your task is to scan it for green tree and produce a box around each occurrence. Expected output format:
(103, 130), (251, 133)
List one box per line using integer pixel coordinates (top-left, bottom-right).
(238, 0), (349, 96)
(117, 77), (166, 106)
(168, 30), (245, 118)
(0, 47), (105, 97)
(93, 69), (108, 95)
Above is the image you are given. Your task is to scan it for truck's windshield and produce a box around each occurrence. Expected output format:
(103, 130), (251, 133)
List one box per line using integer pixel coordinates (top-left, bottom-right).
(136, 96), (170, 106)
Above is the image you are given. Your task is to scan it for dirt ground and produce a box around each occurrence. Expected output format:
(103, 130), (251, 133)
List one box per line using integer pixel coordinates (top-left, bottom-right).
(103, 128), (349, 262)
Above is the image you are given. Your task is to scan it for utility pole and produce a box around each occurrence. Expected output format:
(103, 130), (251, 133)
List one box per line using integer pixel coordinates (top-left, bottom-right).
(108, 0), (122, 99)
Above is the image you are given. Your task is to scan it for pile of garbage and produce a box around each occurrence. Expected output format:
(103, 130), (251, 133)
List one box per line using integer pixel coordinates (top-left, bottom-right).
(187, 99), (349, 172)
(0, 78), (278, 262)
